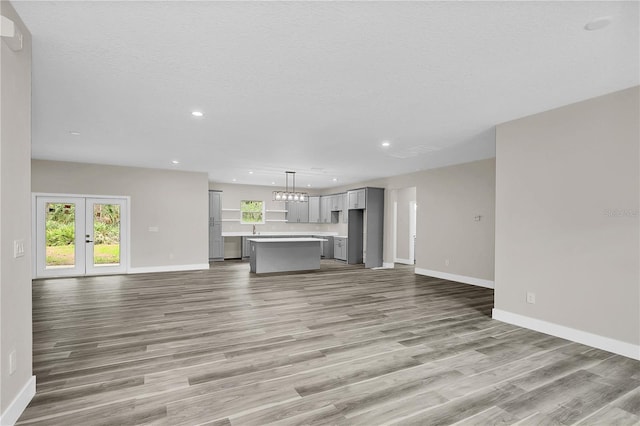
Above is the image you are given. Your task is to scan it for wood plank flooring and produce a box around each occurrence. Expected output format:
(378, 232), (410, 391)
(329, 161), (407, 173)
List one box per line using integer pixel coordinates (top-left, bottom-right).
(19, 261), (640, 425)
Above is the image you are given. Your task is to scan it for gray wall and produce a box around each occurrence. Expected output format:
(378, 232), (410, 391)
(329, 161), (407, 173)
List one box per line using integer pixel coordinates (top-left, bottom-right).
(32, 160), (210, 270)
(495, 86), (640, 346)
(328, 158), (496, 282)
(1, 0), (34, 417)
(415, 159), (496, 281)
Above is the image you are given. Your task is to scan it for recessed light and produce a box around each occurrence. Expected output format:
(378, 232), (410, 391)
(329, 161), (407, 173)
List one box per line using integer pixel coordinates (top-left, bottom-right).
(381, 141), (391, 147)
(232, 178), (237, 182)
(584, 16), (612, 31)
(69, 131), (80, 136)
(271, 182), (276, 185)
(332, 178), (338, 182)
(191, 111), (204, 117)
(248, 171), (254, 175)
(307, 184), (312, 187)
(171, 160), (180, 165)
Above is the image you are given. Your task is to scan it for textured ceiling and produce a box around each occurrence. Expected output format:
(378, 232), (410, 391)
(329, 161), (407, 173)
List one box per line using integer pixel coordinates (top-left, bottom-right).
(12, 1), (640, 188)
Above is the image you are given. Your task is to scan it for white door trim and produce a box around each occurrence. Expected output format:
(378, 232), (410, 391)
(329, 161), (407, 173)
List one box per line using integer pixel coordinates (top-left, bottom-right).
(409, 200), (417, 264)
(392, 201), (398, 262)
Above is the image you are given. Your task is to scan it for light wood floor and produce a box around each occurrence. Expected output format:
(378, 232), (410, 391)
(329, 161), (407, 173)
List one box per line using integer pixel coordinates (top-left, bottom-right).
(19, 261), (640, 425)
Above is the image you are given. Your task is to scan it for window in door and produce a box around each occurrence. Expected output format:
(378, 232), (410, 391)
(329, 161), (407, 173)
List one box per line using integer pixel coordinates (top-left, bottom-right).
(44, 202), (78, 269)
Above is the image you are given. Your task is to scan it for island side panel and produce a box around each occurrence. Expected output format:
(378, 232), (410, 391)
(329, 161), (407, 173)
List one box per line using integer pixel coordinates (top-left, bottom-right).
(251, 241), (322, 273)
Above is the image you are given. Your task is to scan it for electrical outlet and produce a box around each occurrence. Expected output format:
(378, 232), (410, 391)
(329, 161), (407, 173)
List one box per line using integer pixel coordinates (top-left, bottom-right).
(9, 350), (17, 375)
(526, 292), (536, 304)
(445, 259), (450, 266)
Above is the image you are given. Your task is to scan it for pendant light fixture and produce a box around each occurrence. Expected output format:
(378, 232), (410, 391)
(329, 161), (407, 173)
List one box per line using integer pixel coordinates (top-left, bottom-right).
(273, 171), (308, 202)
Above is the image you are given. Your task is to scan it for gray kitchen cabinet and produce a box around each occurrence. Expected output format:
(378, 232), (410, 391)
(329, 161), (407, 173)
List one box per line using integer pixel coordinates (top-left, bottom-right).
(348, 189), (366, 209)
(286, 201), (309, 223)
(314, 235), (334, 258)
(320, 196), (331, 223)
(308, 196), (320, 223)
(329, 194), (343, 212)
(242, 236), (252, 258)
(347, 187), (384, 268)
(341, 193), (349, 223)
(364, 188), (384, 268)
(319, 195), (342, 223)
(209, 191), (224, 260)
(334, 237), (348, 261)
(298, 202), (309, 222)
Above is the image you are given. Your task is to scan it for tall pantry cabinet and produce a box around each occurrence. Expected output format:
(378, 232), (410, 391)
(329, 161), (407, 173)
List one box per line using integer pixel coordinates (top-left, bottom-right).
(209, 191), (224, 261)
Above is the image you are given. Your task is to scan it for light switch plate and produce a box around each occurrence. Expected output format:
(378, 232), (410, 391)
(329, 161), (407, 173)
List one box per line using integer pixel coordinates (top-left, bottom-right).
(13, 239), (25, 258)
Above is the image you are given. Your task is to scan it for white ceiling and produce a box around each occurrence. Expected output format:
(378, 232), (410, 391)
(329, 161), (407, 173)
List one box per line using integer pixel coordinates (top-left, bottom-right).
(12, 1), (639, 189)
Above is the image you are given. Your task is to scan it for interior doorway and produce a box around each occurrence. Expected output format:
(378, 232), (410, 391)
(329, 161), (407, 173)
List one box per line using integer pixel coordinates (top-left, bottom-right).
(409, 200), (417, 264)
(393, 187), (417, 265)
(34, 195), (129, 277)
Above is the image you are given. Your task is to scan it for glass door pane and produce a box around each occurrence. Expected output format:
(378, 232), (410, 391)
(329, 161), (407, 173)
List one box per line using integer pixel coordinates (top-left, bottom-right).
(45, 203), (77, 269)
(85, 198), (127, 275)
(91, 203), (121, 267)
(36, 197), (86, 277)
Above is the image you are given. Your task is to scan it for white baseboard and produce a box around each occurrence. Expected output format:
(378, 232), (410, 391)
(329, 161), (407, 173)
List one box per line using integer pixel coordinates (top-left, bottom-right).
(414, 268), (495, 289)
(394, 258), (414, 265)
(382, 262), (395, 269)
(1, 375), (35, 426)
(492, 308), (640, 361)
(128, 263), (210, 274)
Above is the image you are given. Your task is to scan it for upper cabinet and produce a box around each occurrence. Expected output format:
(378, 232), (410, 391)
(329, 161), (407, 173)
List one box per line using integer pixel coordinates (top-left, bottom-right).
(341, 193), (349, 223)
(303, 193), (349, 224)
(286, 201), (309, 223)
(308, 196), (320, 223)
(209, 190), (222, 223)
(320, 196), (331, 223)
(348, 189), (366, 210)
(329, 194), (343, 212)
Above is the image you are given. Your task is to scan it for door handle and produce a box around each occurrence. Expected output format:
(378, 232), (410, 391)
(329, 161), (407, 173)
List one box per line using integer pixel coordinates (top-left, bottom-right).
(86, 240), (93, 243)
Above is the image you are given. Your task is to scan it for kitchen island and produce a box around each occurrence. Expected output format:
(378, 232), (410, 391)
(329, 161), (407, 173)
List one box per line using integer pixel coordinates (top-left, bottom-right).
(248, 238), (327, 274)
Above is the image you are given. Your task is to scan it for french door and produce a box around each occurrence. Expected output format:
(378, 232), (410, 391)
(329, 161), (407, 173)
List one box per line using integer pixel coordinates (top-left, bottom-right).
(35, 196), (128, 277)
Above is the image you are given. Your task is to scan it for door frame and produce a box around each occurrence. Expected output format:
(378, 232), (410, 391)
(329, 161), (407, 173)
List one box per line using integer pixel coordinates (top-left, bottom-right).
(409, 200), (417, 264)
(32, 193), (131, 278)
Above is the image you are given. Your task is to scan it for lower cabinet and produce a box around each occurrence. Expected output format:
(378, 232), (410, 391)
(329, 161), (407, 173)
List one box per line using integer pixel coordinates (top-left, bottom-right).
(323, 236), (334, 259)
(334, 237), (348, 261)
(209, 222), (223, 260)
(242, 236), (252, 258)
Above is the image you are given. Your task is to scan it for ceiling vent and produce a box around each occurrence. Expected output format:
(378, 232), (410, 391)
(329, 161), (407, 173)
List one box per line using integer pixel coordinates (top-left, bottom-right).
(388, 145), (442, 159)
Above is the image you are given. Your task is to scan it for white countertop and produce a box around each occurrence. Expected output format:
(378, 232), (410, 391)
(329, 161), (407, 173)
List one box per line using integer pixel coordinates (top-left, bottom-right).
(247, 238), (328, 243)
(222, 231), (338, 237)
(335, 235), (348, 239)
